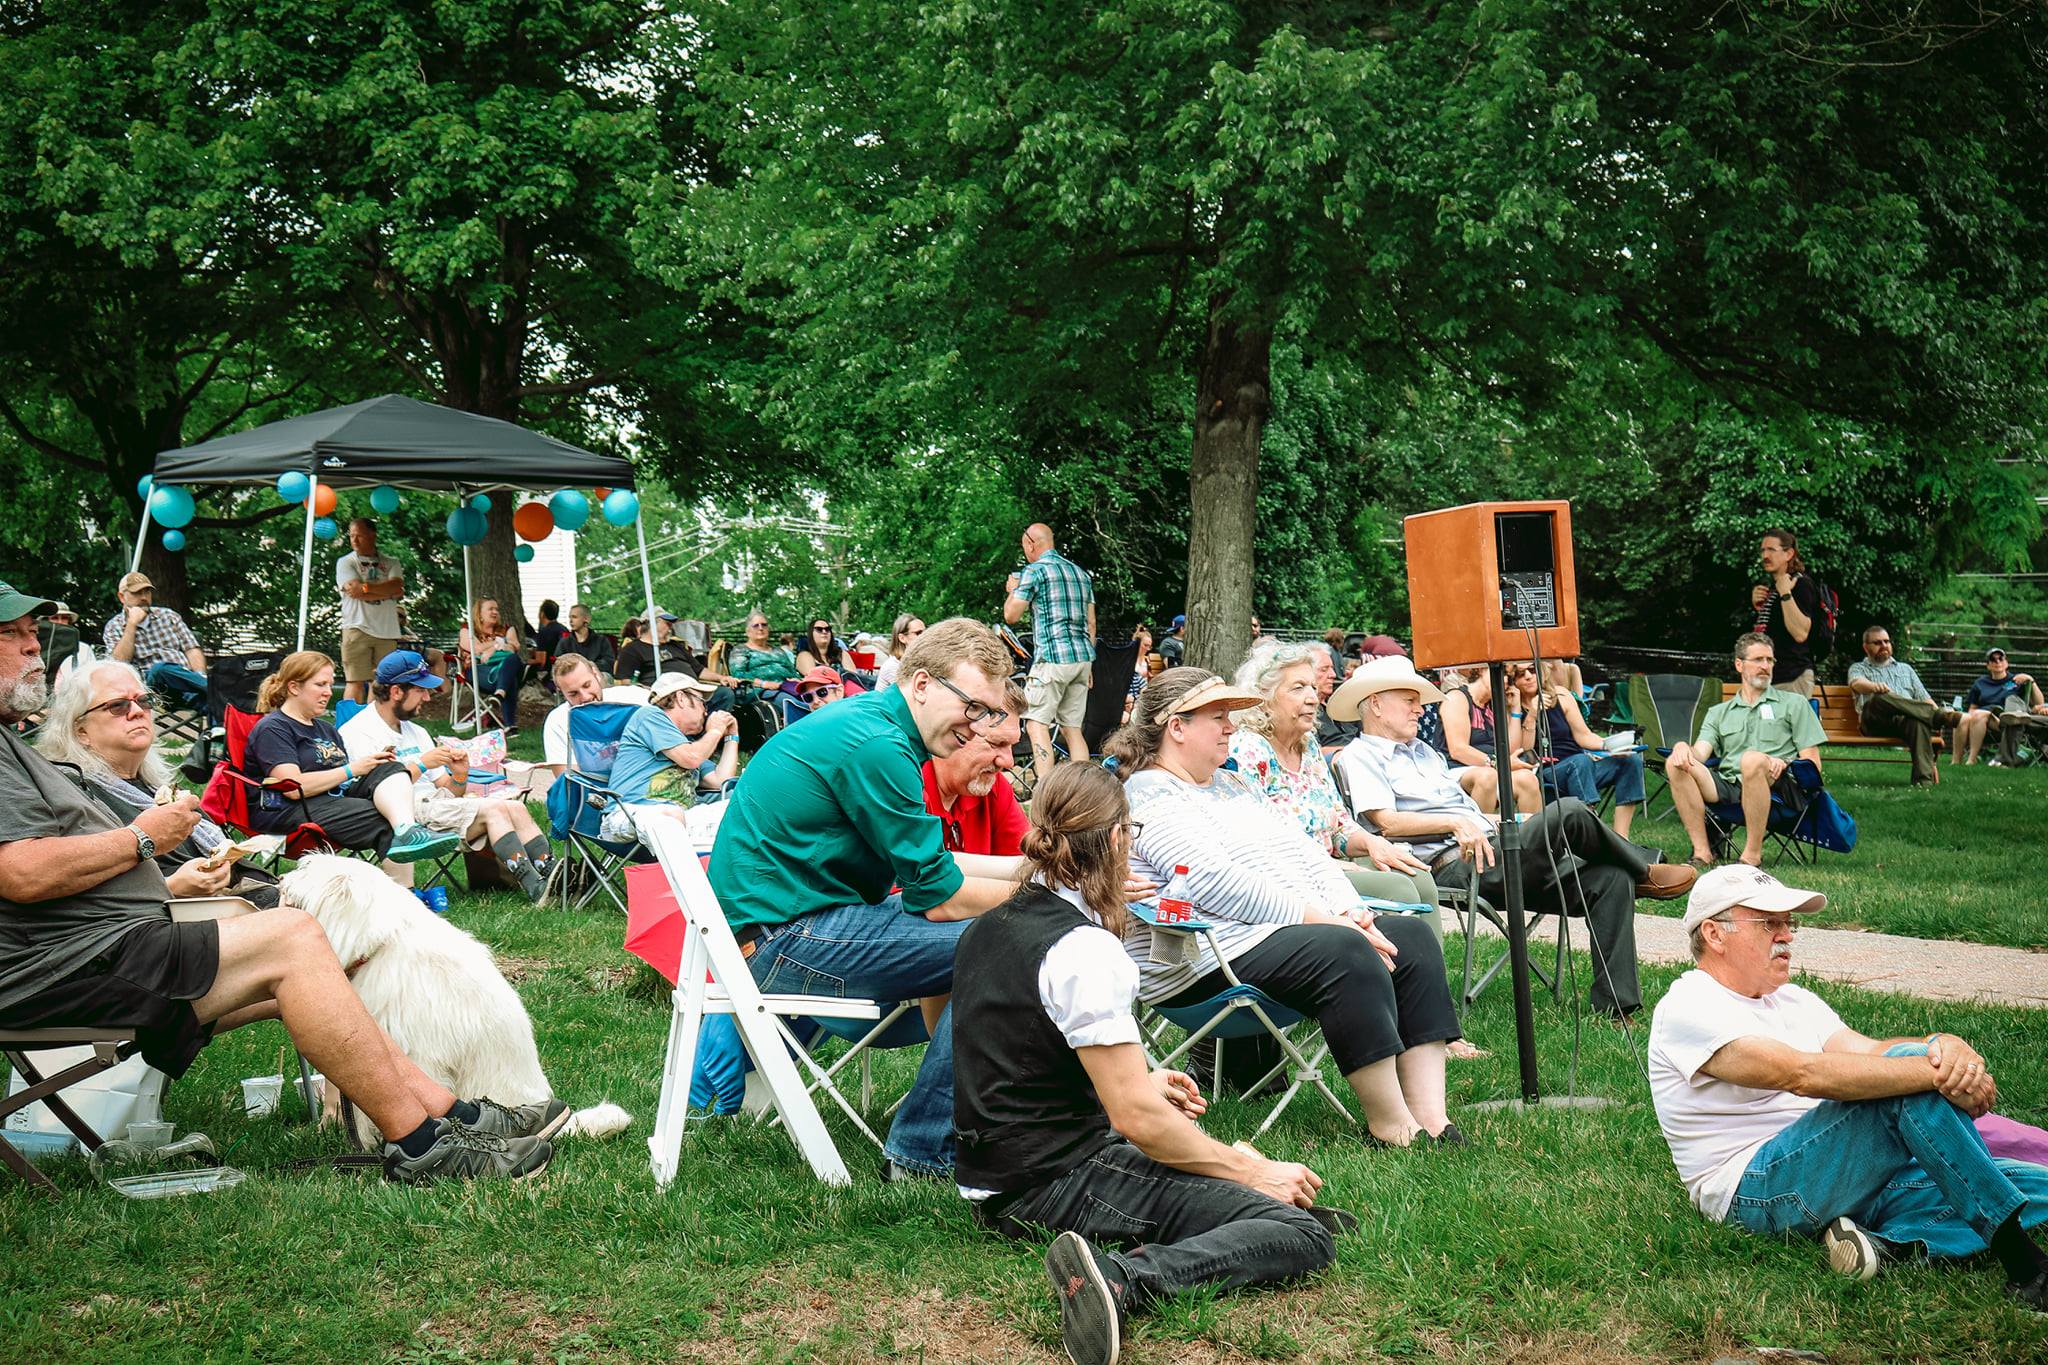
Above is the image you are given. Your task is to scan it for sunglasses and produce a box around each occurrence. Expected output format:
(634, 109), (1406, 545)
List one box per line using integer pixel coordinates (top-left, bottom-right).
(801, 685), (842, 704)
(86, 695), (153, 720)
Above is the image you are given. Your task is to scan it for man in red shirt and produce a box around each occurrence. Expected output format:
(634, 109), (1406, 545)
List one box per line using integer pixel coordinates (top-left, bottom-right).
(921, 700), (1027, 856)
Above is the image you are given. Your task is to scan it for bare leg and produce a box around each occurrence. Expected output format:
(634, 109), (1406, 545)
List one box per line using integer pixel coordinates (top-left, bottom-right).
(1394, 1040), (1450, 1133)
(1511, 768), (1543, 816)
(1666, 764), (1716, 863)
(1737, 752), (1772, 864)
(1025, 718), (1057, 781)
(1060, 724), (1090, 764)
(1611, 802), (1637, 838)
(368, 769), (417, 829)
(1343, 1056), (1422, 1145)
(1460, 766), (1500, 815)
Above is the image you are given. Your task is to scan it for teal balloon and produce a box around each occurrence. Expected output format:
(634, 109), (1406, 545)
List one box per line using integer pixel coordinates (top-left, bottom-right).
(160, 529), (186, 552)
(446, 506), (488, 546)
(469, 493), (493, 513)
(276, 471), (311, 503)
(312, 516), (340, 541)
(549, 488), (590, 531)
(514, 543), (535, 563)
(601, 488), (639, 526)
(149, 484), (196, 529)
(136, 474), (154, 498)
(369, 485), (402, 515)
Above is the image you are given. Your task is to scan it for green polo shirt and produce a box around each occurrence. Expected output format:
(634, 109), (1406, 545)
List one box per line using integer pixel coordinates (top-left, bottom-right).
(1698, 686), (1827, 765)
(709, 685), (963, 931)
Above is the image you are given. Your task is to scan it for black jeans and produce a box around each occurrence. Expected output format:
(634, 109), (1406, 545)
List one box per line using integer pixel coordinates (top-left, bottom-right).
(977, 1140), (1333, 1311)
(1161, 917), (1459, 1074)
(1858, 692), (1940, 783)
(1435, 797), (1644, 1016)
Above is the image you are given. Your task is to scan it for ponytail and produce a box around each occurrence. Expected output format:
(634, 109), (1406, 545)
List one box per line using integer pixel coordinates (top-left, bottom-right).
(1102, 666), (1216, 783)
(257, 650), (334, 714)
(1018, 764), (1133, 935)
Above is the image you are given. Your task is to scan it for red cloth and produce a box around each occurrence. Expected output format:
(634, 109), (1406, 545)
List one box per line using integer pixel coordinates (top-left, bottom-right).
(921, 761), (1028, 856)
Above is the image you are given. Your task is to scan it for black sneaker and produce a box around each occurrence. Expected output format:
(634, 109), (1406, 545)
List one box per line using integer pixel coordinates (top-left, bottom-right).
(381, 1120), (553, 1184)
(1045, 1231), (1123, 1365)
(1823, 1215), (1881, 1281)
(470, 1096), (571, 1142)
(1307, 1205), (1360, 1237)
(2010, 1268), (2048, 1315)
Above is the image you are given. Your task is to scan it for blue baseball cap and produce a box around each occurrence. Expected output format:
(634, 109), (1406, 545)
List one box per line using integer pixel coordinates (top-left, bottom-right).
(374, 649), (443, 689)
(1170, 614), (1186, 631)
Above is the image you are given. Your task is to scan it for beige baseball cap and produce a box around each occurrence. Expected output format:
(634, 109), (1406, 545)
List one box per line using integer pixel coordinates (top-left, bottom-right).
(649, 671), (716, 704)
(1682, 865), (1827, 933)
(118, 571), (154, 593)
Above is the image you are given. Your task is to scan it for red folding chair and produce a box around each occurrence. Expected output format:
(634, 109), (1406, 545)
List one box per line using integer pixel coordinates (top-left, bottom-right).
(198, 705), (345, 866)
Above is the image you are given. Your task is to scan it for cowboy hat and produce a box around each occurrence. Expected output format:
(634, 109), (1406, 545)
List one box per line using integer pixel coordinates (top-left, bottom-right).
(1327, 655), (1445, 721)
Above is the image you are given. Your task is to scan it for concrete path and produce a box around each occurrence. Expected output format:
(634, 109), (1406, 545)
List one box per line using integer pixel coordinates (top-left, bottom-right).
(1471, 907), (2048, 1010)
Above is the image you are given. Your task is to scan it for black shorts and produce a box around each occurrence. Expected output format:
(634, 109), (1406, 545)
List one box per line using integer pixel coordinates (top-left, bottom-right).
(0, 920), (221, 1078)
(1708, 766), (1807, 810)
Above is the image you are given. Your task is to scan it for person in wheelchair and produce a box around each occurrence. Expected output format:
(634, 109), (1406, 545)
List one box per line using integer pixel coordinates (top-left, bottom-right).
(1103, 667), (1466, 1150)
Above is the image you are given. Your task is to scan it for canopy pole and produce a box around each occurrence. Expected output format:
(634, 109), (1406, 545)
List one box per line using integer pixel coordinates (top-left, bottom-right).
(460, 490), (484, 727)
(635, 509), (662, 678)
(128, 499), (156, 574)
(295, 475), (317, 651)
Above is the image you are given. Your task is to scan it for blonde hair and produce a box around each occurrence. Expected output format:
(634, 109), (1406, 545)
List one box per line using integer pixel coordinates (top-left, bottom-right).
(1018, 764), (1132, 937)
(257, 651), (334, 714)
(1101, 667), (1215, 779)
(889, 612), (922, 658)
(897, 617), (1011, 689)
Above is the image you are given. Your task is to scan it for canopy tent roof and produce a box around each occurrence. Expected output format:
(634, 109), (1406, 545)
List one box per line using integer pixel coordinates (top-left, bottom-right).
(151, 394), (635, 492)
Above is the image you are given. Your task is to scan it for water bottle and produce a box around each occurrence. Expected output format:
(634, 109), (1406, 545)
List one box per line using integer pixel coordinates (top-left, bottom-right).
(1150, 865), (1196, 965)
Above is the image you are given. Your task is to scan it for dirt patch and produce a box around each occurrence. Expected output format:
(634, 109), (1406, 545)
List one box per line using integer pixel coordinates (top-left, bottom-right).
(691, 1278), (1054, 1363)
(585, 964), (635, 993)
(68, 1293), (169, 1319)
(495, 955), (556, 983)
(413, 1288), (607, 1362)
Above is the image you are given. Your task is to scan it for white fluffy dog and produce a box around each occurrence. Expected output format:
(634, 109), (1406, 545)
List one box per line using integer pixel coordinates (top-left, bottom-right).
(279, 855), (630, 1148)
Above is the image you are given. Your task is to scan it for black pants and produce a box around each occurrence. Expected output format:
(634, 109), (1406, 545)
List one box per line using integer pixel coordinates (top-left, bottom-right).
(1858, 692), (1940, 784)
(261, 760), (404, 856)
(1436, 797), (1644, 1016)
(977, 1140), (1333, 1311)
(1161, 917), (1459, 1075)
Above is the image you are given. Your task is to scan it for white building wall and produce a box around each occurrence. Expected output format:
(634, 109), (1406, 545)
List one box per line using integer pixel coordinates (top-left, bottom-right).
(514, 498), (580, 624)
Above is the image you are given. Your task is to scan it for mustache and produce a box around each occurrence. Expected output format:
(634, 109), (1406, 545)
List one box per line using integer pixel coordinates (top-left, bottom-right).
(1770, 944), (1792, 960)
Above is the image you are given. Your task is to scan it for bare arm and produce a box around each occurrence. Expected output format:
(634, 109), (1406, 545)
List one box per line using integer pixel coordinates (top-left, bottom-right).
(1700, 1034), (1985, 1111)
(264, 760), (358, 798)
(109, 611), (143, 662)
(1779, 583), (1812, 642)
(1440, 693), (1486, 769)
(1561, 693), (1603, 751)
(920, 873), (1026, 922)
(1002, 593), (1028, 626)
(0, 798), (202, 903)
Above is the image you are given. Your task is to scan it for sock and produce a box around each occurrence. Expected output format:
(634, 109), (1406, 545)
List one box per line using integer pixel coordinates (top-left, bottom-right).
(1990, 1215), (2048, 1286)
(394, 1118), (442, 1158)
(523, 835), (552, 864)
(492, 833), (525, 864)
(444, 1099), (481, 1126)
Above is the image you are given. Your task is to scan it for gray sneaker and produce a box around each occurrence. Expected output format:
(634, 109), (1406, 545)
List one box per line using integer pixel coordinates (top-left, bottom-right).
(382, 1120), (553, 1184)
(1045, 1231), (1124, 1365)
(387, 822), (462, 864)
(469, 1096), (571, 1142)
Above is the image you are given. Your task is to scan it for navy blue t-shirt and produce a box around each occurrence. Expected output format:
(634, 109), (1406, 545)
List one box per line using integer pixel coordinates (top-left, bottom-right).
(244, 711), (349, 828)
(1966, 675), (2023, 711)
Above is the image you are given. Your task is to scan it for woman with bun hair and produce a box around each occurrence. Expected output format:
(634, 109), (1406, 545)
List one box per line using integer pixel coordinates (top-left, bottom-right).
(953, 762), (1340, 1365)
(1100, 667), (1466, 1150)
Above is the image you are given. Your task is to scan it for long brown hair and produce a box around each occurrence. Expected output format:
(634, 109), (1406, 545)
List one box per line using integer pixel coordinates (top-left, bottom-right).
(1018, 763), (1132, 936)
(1101, 666), (1216, 780)
(256, 651), (334, 714)
(1761, 527), (1806, 576)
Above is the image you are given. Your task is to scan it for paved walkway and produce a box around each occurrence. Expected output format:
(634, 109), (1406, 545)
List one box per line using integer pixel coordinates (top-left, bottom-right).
(1472, 907), (2048, 1010)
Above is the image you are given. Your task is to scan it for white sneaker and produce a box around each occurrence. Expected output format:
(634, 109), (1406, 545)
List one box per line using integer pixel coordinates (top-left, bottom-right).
(1824, 1216), (1881, 1280)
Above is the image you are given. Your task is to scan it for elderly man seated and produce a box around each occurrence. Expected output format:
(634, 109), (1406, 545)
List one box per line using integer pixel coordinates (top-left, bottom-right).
(595, 672), (742, 840)
(923, 685), (1027, 858)
(1649, 866), (2047, 1309)
(1331, 656), (1695, 1021)
(0, 581), (558, 1183)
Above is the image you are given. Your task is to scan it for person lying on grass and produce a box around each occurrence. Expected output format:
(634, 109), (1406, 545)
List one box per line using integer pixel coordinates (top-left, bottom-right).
(1649, 865), (2048, 1313)
(952, 762), (1345, 1365)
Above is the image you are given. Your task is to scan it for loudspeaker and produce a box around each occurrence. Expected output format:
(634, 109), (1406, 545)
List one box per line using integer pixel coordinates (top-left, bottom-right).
(1404, 500), (1580, 669)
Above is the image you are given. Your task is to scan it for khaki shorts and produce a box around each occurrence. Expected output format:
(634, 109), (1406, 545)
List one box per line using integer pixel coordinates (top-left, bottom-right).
(1776, 669), (1815, 700)
(414, 790), (490, 840)
(1025, 660), (1091, 729)
(340, 628), (399, 683)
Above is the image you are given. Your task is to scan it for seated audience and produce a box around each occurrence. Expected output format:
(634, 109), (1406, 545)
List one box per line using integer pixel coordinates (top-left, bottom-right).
(616, 608), (696, 686)
(710, 618), (1024, 1179)
(1333, 656), (1695, 1021)
(1108, 667), (1467, 1148)
(875, 613), (925, 691)
(722, 610), (802, 687)
(1845, 625), (1952, 786)
(1505, 662), (1645, 838)
(796, 666), (846, 713)
(102, 571), (207, 708)
(554, 602), (617, 681)
(796, 617), (850, 676)
(1962, 647), (2048, 767)
(1546, 657), (1587, 700)
(339, 650), (554, 901)
(0, 583), (556, 1183)
(597, 672), (742, 839)
(532, 599), (567, 662)
(923, 689), (1027, 857)
(1434, 666), (1540, 815)
(1650, 866), (2046, 1307)
(244, 651), (461, 865)
(1664, 633), (1826, 869)
(457, 597), (524, 733)
(1310, 645), (1361, 756)
(541, 654), (653, 785)
(38, 660), (280, 908)
(955, 763), (1341, 1365)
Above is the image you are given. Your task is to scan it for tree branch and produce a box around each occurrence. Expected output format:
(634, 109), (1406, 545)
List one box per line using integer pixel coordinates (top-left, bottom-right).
(191, 501), (305, 531)
(191, 372), (319, 444)
(0, 394), (99, 472)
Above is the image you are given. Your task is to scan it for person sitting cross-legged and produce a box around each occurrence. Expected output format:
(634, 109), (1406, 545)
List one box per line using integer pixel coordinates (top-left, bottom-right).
(1649, 865), (2048, 1310)
(954, 762), (1342, 1365)
(1663, 632), (1827, 869)
(595, 671), (742, 840)
(339, 650), (555, 900)
(1845, 624), (1955, 787)
(0, 583), (558, 1183)
(1962, 646), (2048, 767)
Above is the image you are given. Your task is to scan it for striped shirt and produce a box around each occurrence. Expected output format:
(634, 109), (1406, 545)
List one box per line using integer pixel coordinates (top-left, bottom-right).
(1015, 550), (1094, 664)
(101, 606), (201, 672)
(1120, 767), (1355, 1001)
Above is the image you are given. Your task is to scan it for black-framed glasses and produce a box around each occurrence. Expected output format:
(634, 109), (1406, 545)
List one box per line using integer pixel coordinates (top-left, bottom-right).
(85, 695), (153, 720)
(929, 673), (1008, 729)
(1126, 821), (1144, 840)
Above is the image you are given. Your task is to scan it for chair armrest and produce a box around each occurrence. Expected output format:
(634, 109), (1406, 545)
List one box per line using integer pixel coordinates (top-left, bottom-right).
(1357, 896), (1433, 916)
(1126, 900), (1214, 934)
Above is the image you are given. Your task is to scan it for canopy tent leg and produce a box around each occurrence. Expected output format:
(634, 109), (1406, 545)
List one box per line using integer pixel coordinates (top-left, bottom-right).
(462, 527), (484, 727)
(635, 512), (662, 677)
(295, 477), (318, 651)
(128, 501), (156, 574)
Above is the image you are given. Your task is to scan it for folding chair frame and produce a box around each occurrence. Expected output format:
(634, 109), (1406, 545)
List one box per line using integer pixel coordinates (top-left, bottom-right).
(1442, 883), (1568, 1015)
(1703, 759), (1830, 867)
(0, 1028), (138, 1197)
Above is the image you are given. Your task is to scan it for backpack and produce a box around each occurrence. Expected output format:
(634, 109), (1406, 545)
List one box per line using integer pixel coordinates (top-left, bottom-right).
(1806, 578), (1841, 659)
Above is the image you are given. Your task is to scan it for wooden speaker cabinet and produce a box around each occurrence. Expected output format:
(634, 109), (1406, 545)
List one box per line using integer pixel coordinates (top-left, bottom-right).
(1404, 500), (1580, 669)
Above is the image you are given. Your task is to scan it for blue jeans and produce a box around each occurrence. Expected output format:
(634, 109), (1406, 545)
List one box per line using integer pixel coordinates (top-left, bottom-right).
(144, 661), (207, 707)
(747, 896), (967, 1174)
(475, 653), (523, 717)
(1543, 751), (1645, 809)
(1728, 1044), (2048, 1258)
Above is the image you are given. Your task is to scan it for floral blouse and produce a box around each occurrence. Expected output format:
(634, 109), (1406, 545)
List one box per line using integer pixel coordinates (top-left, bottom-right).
(1228, 728), (1370, 857)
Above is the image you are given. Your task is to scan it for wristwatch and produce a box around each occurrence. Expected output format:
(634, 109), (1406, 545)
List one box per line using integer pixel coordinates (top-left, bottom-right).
(125, 822), (156, 862)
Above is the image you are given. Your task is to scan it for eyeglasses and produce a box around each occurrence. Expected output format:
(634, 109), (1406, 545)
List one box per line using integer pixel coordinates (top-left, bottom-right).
(1126, 821), (1144, 840)
(929, 673), (1008, 729)
(1724, 915), (1798, 936)
(85, 695), (153, 720)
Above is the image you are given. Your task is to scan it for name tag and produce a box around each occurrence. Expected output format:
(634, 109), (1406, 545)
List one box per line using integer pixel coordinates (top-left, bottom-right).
(1759, 704), (1775, 721)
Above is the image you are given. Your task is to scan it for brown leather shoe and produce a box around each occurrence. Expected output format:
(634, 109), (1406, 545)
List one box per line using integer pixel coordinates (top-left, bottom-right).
(1634, 863), (1697, 900)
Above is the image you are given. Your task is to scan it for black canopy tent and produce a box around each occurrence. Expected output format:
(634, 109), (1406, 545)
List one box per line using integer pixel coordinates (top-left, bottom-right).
(142, 394), (672, 693)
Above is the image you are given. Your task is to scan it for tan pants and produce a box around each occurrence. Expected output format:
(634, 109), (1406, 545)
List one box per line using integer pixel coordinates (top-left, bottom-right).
(1776, 669), (1815, 700)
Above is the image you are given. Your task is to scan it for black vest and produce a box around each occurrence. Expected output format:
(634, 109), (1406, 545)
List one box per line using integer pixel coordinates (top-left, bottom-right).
(952, 885), (1119, 1193)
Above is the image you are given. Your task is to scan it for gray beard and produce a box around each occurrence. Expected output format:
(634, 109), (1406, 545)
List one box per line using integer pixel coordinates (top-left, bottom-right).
(0, 670), (48, 722)
(966, 773), (998, 797)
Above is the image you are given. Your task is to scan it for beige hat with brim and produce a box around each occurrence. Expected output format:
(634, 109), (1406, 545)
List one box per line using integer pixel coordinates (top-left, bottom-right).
(1163, 675), (1265, 717)
(1327, 655), (1446, 722)
(1681, 865), (1827, 933)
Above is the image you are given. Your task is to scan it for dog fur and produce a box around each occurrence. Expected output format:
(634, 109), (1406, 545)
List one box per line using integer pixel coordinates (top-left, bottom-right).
(279, 855), (630, 1147)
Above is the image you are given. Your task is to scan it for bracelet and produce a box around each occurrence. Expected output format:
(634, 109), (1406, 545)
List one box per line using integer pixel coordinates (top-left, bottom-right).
(342, 763), (354, 782)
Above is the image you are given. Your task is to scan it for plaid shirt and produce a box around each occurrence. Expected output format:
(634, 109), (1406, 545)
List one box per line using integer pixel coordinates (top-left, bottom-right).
(1015, 549), (1094, 664)
(102, 607), (201, 671)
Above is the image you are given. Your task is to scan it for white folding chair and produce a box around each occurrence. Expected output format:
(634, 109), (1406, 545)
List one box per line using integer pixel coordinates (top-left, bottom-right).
(639, 816), (885, 1187)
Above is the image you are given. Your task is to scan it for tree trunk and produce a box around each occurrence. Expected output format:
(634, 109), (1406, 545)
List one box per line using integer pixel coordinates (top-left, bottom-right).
(1183, 308), (1270, 676)
(437, 313), (529, 629)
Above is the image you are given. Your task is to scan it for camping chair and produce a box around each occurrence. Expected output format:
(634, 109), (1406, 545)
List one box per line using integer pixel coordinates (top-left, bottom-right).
(1702, 758), (1855, 867)
(543, 701), (647, 913)
(639, 817), (891, 1187)
(1008, 639), (1141, 797)
(0, 1027), (138, 1197)
(1628, 674), (1720, 820)
(36, 621), (82, 682)
(198, 705), (369, 870)
(1127, 901), (1353, 1139)
(180, 649), (286, 785)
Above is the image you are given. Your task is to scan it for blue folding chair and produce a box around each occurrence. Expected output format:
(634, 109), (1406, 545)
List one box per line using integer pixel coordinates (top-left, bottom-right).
(1704, 757), (1856, 867)
(544, 702), (648, 912)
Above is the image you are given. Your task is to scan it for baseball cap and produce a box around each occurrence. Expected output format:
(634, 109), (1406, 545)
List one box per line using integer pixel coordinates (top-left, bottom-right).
(0, 580), (57, 623)
(117, 571), (154, 593)
(798, 665), (844, 690)
(651, 607), (680, 623)
(1986, 647), (2007, 661)
(1170, 614), (1186, 631)
(374, 649), (444, 690)
(649, 671), (715, 704)
(1681, 865), (1827, 933)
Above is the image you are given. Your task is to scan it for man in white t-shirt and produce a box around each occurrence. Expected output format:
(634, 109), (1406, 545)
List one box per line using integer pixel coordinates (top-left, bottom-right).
(339, 650), (555, 901)
(335, 518), (406, 705)
(1649, 865), (2047, 1310)
(539, 654), (650, 791)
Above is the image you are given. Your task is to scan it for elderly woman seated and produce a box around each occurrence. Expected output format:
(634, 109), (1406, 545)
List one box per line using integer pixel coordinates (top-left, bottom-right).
(1104, 667), (1467, 1148)
(37, 661), (281, 907)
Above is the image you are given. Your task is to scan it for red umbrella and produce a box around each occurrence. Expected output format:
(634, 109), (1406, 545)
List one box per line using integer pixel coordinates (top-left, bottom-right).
(623, 860), (695, 985)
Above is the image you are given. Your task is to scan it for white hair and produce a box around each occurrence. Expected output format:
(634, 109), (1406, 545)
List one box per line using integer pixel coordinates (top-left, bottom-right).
(1232, 639), (1322, 737)
(35, 659), (173, 789)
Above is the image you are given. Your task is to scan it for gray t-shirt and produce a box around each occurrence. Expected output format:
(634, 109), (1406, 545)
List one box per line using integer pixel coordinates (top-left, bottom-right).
(0, 727), (170, 1011)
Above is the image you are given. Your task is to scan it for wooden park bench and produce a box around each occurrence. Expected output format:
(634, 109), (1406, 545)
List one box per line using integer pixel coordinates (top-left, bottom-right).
(1720, 682), (1944, 764)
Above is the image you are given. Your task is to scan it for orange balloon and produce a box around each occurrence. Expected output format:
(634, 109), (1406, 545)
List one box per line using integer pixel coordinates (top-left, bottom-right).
(512, 501), (556, 543)
(593, 486), (612, 502)
(308, 484), (338, 517)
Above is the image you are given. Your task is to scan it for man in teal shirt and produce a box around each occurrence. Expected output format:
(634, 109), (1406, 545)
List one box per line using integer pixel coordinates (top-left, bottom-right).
(1665, 633), (1828, 868)
(710, 618), (1024, 1178)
